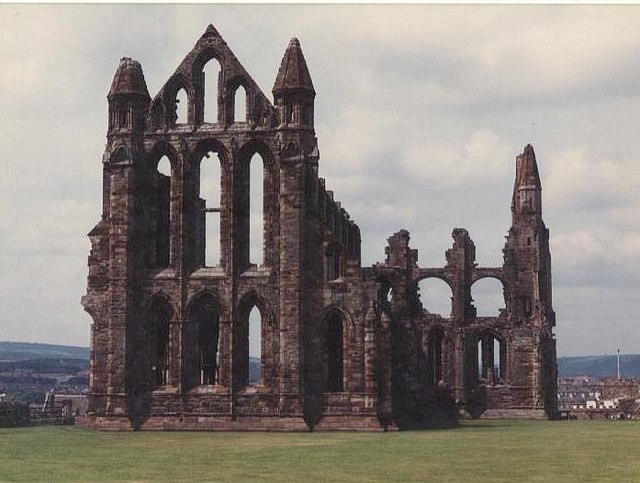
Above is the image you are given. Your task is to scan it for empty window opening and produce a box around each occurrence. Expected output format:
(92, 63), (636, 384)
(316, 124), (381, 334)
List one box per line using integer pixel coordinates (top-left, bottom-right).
(175, 88), (188, 125)
(417, 278), (452, 317)
(427, 328), (444, 385)
(234, 85), (247, 123)
(249, 153), (264, 266)
(236, 301), (263, 388)
(471, 278), (505, 317)
(201, 151), (222, 267)
(185, 296), (220, 388)
(155, 156), (171, 268)
(197, 304), (220, 385)
(248, 306), (262, 384)
(203, 59), (221, 123)
(477, 334), (505, 382)
(326, 311), (344, 392)
(378, 280), (393, 306)
(148, 301), (172, 387)
(157, 156), (171, 176)
(325, 245), (341, 281)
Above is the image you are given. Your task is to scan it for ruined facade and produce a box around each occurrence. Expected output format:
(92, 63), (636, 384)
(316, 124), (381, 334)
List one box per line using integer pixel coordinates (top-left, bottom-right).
(80, 25), (557, 431)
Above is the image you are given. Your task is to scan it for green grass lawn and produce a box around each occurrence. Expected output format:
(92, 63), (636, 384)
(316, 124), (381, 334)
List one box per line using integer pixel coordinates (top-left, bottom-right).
(1, 420), (639, 482)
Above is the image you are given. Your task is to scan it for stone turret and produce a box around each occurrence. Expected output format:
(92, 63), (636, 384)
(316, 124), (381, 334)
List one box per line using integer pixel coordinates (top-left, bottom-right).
(273, 38), (315, 129)
(512, 144), (542, 223)
(107, 57), (150, 133)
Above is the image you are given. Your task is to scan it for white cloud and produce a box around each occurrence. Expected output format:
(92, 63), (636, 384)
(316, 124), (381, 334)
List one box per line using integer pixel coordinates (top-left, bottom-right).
(1, 4), (640, 355)
(402, 129), (512, 186)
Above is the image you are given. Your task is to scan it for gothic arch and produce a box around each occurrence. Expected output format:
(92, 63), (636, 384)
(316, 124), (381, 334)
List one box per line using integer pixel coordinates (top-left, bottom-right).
(225, 75), (252, 123)
(414, 273), (454, 290)
(321, 307), (351, 393)
(319, 305), (354, 331)
(144, 293), (175, 388)
(146, 144), (180, 269)
(237, 139), (277, 171)
(186, 289), (227, 319)
(236, 289), (275, 327)
(473, 328), (507, 383)
(471, 271), (506, 286)
(188, 139), (230, 269)
(470, 275), (507, 317)
(147, 141), (180, 171)
(192, 48), (225, 80)
(184, 290), (224, 388)
(191, 138), (230, 170)
(192, 49), (224, 125)
(415, 275), (454, 318)
(234, 140), (279, 269)
(162, 74), (193, 126)
(234, 290), (278, 389)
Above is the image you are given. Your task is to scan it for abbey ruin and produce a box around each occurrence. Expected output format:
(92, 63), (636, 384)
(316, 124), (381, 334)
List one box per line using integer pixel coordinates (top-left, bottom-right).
(80, 25), (558, 431)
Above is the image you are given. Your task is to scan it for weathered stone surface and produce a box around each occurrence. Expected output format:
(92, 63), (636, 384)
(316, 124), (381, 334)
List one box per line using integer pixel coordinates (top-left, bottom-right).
(82, 25), (557, 431)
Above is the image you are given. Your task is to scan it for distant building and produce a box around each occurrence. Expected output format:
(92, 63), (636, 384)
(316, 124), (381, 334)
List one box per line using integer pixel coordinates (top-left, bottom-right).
(557, 376), (640, 418)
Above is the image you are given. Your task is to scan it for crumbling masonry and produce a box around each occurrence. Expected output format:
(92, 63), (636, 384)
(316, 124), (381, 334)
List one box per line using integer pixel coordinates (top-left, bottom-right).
(80, 25), (557, 431)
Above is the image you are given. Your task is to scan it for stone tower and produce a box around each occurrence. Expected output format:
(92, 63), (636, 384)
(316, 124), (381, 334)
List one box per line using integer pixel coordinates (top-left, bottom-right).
(81, 25), (557, 431)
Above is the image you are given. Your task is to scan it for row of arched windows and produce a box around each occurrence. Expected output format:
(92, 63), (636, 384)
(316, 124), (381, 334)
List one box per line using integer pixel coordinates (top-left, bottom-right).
(173, 83), (248, 125)
(425, 328), (507, 386)
(145, 297), (349, 394)
(154, 148), (266, 270)
(167, 58), (249, 127)
(415, 277), (506, 317)
(146, 294), (264, 390)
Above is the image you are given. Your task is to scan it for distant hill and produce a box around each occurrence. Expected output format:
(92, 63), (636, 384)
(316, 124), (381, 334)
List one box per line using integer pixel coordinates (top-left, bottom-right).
(557, 354), (640, 379)
(0, 342), (89, 361)
(2, 341), (638, 380)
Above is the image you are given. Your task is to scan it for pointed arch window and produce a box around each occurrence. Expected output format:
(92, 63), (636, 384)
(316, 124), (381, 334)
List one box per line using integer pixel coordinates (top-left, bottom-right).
(471, 277), (506, 317)
(477, 332), (506, 383)
(147, 299), (172, 388)
(186, 295), (220, 388)
(235, 299), (265, 389)
(203, 59), (222, 123)
(155, 156), (172, 268)
(175, 88), (188, 125)
(249, 153), (264, 266)
(234, 146), (274, 271)
(417, 278), (452, 317)
(234, 85), (247, 123)
(248, 306), (262, 384)
(200, 151), (222, 267)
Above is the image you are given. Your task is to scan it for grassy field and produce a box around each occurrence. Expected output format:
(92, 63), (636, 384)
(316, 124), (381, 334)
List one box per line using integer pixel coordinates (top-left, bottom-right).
(1, 420), (639, 482)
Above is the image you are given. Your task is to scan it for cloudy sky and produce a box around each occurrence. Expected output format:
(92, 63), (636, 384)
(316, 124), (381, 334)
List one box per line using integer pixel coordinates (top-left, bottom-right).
(1, 4), (640, 357)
